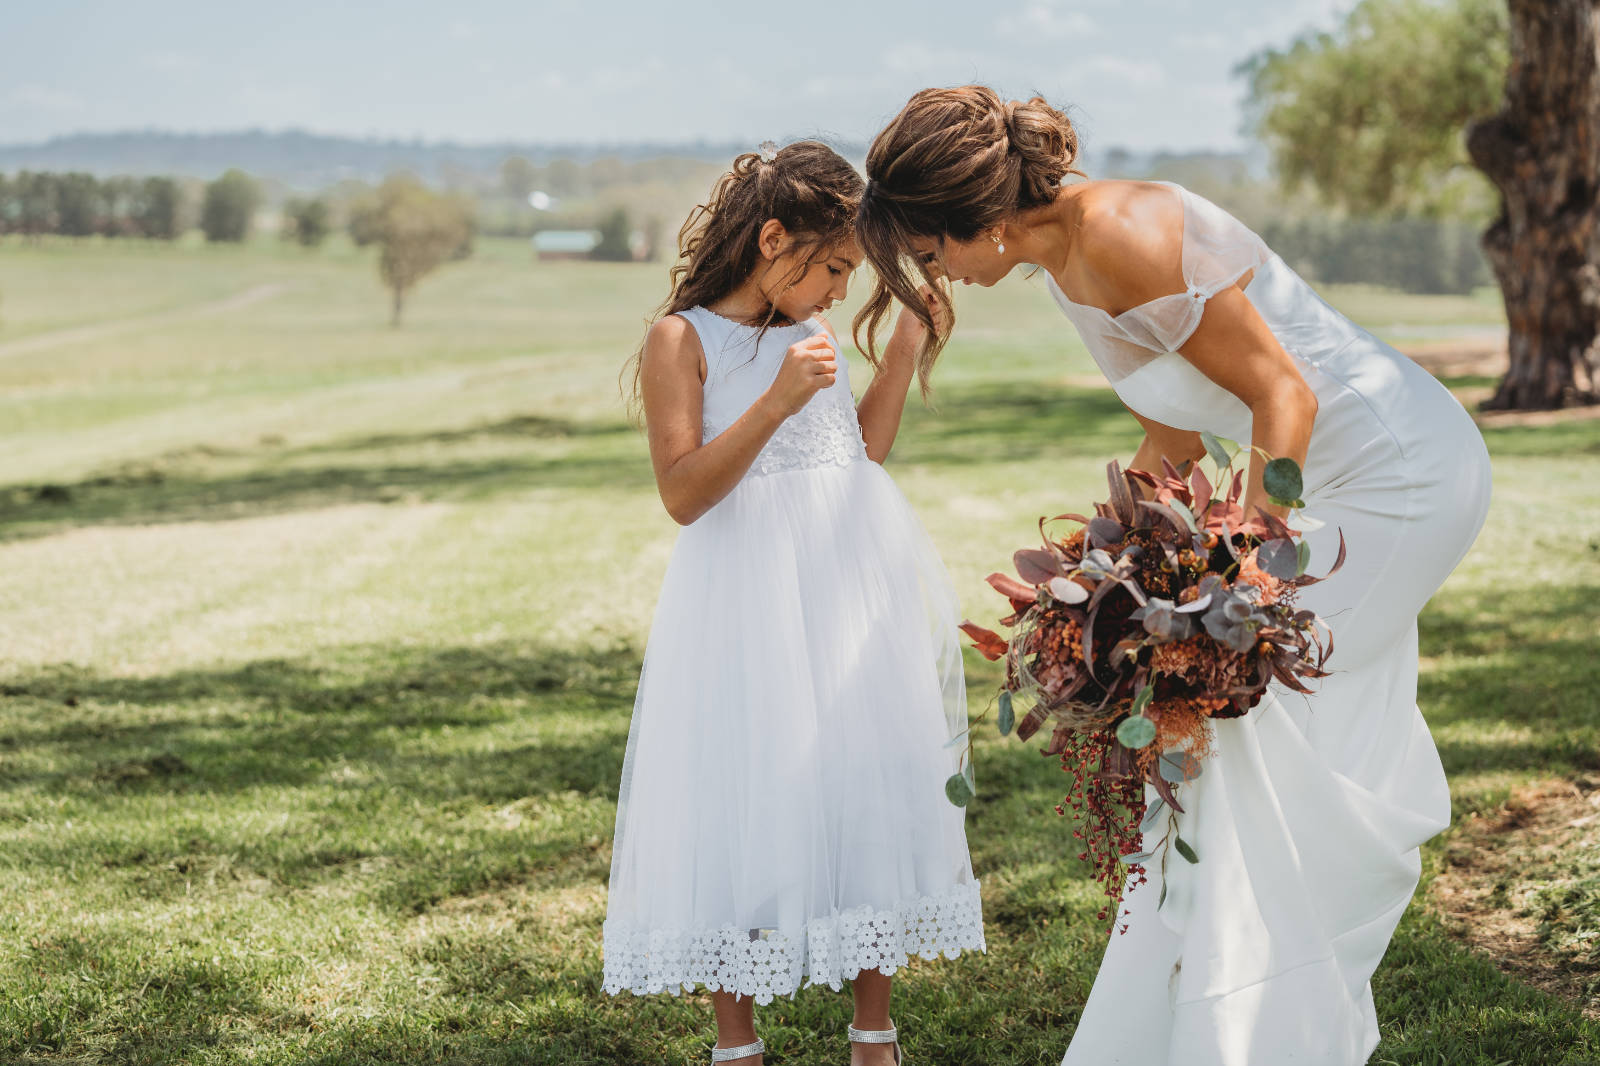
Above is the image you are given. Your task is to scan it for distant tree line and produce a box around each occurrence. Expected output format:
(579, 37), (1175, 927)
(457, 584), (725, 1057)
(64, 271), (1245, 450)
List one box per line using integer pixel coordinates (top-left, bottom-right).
(0, 171), (187, 239)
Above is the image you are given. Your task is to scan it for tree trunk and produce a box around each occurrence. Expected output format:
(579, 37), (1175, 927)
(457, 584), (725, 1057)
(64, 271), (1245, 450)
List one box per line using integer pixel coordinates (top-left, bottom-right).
(1467, 0), (1600, 410)
(390, 284), (405, 328)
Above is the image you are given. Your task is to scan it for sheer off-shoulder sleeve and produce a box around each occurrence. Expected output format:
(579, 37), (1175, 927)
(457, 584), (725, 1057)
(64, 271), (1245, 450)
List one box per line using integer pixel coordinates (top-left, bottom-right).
(1119, 184), (1275, 353)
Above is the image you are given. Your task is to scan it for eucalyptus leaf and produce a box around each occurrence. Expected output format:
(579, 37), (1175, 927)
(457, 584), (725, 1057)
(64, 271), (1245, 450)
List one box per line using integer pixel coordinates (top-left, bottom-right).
(1295, 538), (1312, 576)
(997, 690), (1015, 736)
(1087, 515), (1126, 548)
(1047, 576), (1089, 604)
(1158, 881), (1168, 909)
(1174, 836), (1200, 864)
(1257, 538), (1299, 581)
(1080, 548), (1117, 579)
(1167, 498), (1200, 534)
(1140, 796), (1169, 833)
(944, 772), (972, 807)
(1116, 713), (1158, 749)
(1263, 457), (1304, 504)
(1120, 849), (1155, 865)
(1013, 548), (1060, 585)
(1159, 750), (1202, 783)
(1200, 430), (1233, 468)
(1131, 682), (1155, 716)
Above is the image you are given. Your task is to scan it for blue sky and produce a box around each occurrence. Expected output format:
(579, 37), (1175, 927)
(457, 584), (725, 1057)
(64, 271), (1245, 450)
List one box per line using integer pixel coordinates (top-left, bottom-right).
(2, 0), (1352, 151)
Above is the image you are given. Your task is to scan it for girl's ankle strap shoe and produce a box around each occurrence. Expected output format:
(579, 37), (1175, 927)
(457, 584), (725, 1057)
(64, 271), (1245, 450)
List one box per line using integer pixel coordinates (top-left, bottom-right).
(710, 1037), (765, 1062)
(847, 1022), (903, 1064)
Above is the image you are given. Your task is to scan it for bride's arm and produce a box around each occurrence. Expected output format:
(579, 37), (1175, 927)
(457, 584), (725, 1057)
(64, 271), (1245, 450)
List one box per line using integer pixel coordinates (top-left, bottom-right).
(1076, 194), (1316, 519)
(1126, 407), (1205, 488)
(852, 284), (946, 464)
(1176, 286), (1317, 518)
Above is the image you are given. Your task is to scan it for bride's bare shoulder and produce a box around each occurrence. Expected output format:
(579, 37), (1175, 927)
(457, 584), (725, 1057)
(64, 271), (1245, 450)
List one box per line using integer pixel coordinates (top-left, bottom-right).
(1066, 180), (1186, 309)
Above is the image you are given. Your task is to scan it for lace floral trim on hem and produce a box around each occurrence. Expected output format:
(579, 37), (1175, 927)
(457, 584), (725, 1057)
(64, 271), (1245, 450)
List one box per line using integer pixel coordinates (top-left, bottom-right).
(601, 878), (985, 1004)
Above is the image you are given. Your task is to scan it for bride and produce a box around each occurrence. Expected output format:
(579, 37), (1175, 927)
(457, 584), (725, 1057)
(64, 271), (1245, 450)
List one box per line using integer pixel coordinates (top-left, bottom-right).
(852, 85), (1492, 1065)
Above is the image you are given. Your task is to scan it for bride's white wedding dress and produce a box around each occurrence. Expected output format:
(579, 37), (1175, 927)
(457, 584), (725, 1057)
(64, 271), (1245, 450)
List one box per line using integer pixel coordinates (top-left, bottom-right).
(1047, 183), (1492, 1065)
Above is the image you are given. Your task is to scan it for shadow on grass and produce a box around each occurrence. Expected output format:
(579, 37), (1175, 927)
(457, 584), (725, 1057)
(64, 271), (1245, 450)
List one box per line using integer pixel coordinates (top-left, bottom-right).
(1420, 584), (1600, 779)
(0, 414), (652, 543)
(0, 641), (639, 802)
(0, 381), (1140, 544)
(1477, 415), (1600, 457)
(894, 380), (1140, 468)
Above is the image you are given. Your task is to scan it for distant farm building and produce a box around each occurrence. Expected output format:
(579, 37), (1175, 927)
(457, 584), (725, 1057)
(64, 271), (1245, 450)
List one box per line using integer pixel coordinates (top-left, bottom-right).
(533, 230), (600, 261)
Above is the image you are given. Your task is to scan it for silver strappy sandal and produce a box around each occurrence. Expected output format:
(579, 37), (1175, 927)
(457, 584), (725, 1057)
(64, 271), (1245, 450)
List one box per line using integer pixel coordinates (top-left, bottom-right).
(710, 1037), (764, 1063)
(848, 1022), (903, 1064)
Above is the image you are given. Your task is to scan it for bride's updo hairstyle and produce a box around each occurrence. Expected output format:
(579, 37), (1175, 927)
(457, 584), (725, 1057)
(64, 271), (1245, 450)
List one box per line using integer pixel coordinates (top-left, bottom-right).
(853, 86), (1083, 393)
(624, 141), (863, 421)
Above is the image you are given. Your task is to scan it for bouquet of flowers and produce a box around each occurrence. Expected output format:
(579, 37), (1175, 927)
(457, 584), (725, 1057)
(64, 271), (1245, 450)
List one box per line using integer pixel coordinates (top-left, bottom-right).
(954, 441), (1344, 924)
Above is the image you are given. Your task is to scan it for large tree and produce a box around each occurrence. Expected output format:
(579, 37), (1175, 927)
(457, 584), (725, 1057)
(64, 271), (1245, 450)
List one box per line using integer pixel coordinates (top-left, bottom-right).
(365, 176), (473, 326)
(1241, 0), (1509, 219)
(1243, 0), (1600, 409)
(1466, 0), (1600, 409)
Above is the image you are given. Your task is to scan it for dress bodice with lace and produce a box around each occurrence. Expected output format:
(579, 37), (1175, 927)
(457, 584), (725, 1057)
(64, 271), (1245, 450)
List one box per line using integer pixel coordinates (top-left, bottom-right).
(679, 306), (868, 478)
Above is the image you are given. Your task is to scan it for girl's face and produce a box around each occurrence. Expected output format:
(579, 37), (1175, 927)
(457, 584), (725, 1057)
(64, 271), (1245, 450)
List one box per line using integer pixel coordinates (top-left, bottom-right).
(911, 233), (1006, 288)
(762, 231), (862, 322)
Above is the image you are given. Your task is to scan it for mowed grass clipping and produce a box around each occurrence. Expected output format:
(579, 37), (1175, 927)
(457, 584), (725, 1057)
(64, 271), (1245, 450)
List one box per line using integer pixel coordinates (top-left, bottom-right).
(0, 236), (1596, 1065)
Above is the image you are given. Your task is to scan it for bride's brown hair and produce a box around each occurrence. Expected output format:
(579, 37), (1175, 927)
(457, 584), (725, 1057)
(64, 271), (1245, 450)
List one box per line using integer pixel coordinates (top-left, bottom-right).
(622, 141), (863, 422)
(853, 86), (1084, 394)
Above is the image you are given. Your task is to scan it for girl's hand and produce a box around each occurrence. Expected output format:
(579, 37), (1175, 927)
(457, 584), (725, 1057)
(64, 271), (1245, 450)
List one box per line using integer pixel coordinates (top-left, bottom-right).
(763, 334), (838, 418)
(893, 278), (951, 344)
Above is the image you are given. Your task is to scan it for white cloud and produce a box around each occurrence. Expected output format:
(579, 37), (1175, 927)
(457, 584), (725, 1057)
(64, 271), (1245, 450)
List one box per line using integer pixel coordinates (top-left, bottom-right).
(237, 82), (322, 119)
(586, 58), (667, 94)
(449, 20), (478, 41)
(1174, 30), (1229, 52)
(881, 41), (990, 77)
(997, 1), (1097, 39)
(139, 50), (205, 74)
(2, 84), (84, 113)
(1081, 56), (1165, 87)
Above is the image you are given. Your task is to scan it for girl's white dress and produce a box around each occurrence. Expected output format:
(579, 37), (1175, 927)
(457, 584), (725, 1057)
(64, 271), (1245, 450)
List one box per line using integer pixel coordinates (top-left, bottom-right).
(1051, 183), (1493, 1065)
(602, 307), (985, 1005)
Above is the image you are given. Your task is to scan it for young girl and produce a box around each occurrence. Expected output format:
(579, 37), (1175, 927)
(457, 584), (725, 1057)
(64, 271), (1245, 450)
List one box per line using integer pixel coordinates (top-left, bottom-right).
(603, 142), (985, 1065)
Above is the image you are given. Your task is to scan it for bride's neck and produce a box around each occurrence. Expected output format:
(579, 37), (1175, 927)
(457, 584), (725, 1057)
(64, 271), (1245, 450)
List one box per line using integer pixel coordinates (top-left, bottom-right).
(1015, 185), (1088, 279)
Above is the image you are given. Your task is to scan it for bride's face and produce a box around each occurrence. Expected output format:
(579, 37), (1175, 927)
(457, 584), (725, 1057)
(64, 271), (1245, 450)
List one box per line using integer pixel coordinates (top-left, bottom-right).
(910, 233), (1008, 288)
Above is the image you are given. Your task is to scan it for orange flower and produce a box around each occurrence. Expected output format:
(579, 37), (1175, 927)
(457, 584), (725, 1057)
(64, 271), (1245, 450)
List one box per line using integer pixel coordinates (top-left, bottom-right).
(1235, 553), (1285, 601)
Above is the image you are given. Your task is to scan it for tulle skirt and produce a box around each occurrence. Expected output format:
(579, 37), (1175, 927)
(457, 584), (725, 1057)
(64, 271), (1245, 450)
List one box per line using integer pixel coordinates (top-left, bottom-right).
(602, 458), (985, 1004)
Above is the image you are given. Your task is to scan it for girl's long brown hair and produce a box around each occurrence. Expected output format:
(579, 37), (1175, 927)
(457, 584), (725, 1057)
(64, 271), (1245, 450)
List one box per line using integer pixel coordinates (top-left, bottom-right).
(623, 141), (863, 422)
(852, 86), (1085, 395)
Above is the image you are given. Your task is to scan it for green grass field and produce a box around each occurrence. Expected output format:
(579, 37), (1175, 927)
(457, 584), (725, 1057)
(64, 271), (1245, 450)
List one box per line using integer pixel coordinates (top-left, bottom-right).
(0, 236), (1595, 1065)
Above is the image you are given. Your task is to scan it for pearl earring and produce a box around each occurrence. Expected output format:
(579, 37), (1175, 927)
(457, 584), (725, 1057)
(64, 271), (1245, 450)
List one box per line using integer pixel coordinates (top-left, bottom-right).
(992, 232), (1005, 255)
